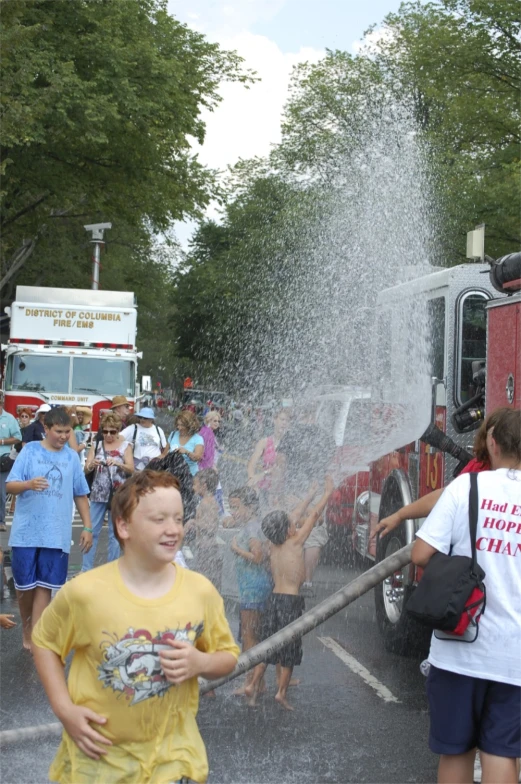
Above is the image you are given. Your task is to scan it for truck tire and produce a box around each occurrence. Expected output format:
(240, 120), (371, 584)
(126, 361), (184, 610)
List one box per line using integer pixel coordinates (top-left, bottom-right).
(374, 472), (430, 655)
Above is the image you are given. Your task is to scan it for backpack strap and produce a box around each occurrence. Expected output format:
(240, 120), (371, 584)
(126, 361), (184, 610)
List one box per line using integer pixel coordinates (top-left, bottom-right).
(132, 424), (138, 451)
(469, 472), (479, 571)
(155, 424), (165, 450)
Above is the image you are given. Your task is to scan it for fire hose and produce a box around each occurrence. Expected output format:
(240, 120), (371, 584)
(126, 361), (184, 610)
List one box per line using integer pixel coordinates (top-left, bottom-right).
(0, 543), (413, 745)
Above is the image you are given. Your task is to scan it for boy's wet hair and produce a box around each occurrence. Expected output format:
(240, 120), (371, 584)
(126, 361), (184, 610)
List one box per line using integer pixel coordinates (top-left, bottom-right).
(229, 486), (259, 510)
(197, 468), (219, 494)
(44, 406), (72, 429)
(262, 510), (291, 546)
(111, 470), (181, 547)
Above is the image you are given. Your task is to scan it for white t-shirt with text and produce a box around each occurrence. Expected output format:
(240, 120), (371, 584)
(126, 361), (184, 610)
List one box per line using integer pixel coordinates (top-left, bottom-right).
(121, 423), (166, 471)
(416, 468), (521, 686)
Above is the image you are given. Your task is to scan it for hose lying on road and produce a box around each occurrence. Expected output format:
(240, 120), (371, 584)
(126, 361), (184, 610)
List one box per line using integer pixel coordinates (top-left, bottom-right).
(0, 543), (413, 744)
(200, 542), (413, 693)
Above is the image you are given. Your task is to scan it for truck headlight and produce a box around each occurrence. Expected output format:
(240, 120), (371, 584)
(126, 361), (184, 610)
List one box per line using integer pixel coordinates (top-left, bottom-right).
(355, 491), (370, 522)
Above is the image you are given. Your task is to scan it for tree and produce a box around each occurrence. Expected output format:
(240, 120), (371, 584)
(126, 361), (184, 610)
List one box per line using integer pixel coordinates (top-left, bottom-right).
(170, 175), (323, 396)
(378, 0), (520, 257)
(274, 0), (520, 259)
(0, 0), (252, 293)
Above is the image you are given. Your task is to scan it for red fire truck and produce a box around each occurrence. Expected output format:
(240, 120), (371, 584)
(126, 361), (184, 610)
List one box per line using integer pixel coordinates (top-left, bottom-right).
(339, 251), (520, 652)
(2, 286), (139, 431)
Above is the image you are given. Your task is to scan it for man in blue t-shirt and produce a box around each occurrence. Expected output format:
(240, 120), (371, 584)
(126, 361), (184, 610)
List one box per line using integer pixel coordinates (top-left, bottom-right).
(7, 407), (92, 650)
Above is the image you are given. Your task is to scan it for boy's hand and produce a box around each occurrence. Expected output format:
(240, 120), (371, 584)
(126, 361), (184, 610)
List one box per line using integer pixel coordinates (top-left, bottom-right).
(160, 640), (206, 684)
(79, 530), (93, 553)
(28, 477), (49, 492)
(0, 614), (16, 629)
(61, 705), (111, 760)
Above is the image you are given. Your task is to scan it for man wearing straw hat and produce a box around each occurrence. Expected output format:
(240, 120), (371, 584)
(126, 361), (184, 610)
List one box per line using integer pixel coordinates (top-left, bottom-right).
(110, 396), (131, 427)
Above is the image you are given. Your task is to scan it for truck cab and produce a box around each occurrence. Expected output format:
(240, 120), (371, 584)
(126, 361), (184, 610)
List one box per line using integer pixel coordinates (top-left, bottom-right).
(2, 286), (139, 430)
(351, 261), (519, 652)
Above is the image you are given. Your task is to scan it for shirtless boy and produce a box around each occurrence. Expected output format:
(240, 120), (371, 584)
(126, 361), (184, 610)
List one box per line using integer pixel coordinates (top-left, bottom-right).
(245, 476), (334, 710)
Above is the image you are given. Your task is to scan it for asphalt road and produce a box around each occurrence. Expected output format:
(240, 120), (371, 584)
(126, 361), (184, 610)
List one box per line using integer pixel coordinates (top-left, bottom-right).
(0, 430), (439, 783)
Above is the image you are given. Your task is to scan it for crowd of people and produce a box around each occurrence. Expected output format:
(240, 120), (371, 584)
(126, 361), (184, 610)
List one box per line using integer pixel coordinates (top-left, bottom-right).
(0, 392), (519, 784)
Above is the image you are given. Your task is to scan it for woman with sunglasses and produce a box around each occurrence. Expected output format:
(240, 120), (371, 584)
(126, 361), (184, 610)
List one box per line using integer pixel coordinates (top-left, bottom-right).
(82, 413), (134, 571)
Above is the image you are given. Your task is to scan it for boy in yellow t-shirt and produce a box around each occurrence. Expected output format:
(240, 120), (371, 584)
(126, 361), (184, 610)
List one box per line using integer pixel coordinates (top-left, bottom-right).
(32, 470), (239, 784)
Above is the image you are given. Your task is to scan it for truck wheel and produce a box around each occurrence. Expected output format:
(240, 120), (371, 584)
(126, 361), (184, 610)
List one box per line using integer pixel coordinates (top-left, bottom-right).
(374, 525), (430, 656)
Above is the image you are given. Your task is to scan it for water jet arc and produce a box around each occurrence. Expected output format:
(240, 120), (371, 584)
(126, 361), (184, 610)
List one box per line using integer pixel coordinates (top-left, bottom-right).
(0, 543), (413, 744)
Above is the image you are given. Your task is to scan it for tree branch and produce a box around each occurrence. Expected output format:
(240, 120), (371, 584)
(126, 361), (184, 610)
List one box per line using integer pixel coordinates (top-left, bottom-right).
(0, 239), (37, 292)
(1, 193), (49, 229)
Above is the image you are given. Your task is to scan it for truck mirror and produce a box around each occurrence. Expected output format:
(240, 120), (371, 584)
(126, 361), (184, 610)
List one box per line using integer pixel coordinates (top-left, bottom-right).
(142, 375), (152, 392)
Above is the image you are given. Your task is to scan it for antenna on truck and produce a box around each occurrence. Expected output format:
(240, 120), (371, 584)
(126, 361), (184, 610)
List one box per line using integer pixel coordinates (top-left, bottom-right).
(84, 223), (112, 290)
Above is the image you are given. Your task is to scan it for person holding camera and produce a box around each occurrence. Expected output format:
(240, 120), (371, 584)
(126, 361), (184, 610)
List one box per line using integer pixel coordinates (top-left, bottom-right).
(82, 413), (134, 571)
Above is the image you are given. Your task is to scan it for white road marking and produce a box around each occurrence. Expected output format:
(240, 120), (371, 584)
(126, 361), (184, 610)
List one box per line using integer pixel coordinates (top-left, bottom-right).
(318, 636), (401, 704)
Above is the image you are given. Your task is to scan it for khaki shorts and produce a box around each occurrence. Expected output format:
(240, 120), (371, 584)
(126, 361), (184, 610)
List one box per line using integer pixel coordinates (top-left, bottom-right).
(304, 525), (329, 549)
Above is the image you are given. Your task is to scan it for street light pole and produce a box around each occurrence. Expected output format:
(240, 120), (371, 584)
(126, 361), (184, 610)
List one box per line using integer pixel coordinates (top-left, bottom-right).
(84, 222), (112, 290)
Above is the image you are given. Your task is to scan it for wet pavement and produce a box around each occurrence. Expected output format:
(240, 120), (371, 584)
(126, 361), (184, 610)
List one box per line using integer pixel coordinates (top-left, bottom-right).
(0, 436), (439, 782)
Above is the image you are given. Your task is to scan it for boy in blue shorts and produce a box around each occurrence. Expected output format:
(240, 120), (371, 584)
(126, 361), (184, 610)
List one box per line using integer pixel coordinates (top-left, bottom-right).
(6, 406), (92, 649)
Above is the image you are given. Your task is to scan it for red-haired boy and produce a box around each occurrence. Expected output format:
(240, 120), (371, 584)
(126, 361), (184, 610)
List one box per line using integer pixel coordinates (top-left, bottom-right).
(32, 471), (239, 784)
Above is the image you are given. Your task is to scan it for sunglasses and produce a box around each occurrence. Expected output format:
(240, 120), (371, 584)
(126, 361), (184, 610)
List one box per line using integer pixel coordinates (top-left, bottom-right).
(102, 429), (118, 435)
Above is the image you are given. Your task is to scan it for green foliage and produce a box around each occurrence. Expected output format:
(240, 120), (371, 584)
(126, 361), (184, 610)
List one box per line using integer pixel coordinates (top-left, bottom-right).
(171, 176), (321, 394)
(0, 0), (251, 292)
(274, 0), (520, 258)
(173, 0), (520, 383)
(0, 0), (252, 383)
(377, 0), (521, 257)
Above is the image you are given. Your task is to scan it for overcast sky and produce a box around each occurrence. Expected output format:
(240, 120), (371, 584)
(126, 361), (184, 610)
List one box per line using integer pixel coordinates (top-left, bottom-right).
(167, 0), (408, 246)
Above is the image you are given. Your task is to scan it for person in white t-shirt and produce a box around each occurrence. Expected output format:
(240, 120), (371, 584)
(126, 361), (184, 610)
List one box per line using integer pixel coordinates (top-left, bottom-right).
(412, 408), (521, 784)
(120, 408), (169, 471)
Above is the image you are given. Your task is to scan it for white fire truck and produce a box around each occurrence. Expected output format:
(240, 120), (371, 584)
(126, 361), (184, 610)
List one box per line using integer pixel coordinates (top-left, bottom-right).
(2, 286), (139, 430)
(341, 251), (521, 653)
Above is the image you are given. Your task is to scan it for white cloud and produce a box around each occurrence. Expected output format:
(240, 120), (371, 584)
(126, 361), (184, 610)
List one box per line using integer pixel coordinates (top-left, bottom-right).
(168, 0), (286, 37)
(352, 24), (393, 55)
(167, 1), (323, 245)
(195, 32), (323, 172)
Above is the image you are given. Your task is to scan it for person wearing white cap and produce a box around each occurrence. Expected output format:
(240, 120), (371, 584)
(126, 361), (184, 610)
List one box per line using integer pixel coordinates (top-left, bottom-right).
(21, 403), (51, 444)
(120, 407), (169, 471)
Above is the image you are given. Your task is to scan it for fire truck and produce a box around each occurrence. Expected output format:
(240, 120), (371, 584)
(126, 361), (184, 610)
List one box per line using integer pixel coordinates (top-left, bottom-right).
(340, 250), (520, 652)
(2, 286), (139, 431)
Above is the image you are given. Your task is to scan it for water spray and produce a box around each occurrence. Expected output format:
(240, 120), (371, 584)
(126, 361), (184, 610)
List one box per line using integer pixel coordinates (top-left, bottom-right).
(0, 544), (413, 745)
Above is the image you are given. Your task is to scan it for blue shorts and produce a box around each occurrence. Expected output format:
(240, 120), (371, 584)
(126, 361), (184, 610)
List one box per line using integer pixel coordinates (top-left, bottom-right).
(11, 547), (69, 591)
(426, 665), (521, 758)
(240, 601), (268, 612)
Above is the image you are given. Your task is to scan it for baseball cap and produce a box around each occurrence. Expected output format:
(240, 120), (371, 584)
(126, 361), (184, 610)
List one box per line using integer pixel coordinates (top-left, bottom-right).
(111, 395), (130, 408)
(35, 404), (52, 416)
(138, 407), (155, 419)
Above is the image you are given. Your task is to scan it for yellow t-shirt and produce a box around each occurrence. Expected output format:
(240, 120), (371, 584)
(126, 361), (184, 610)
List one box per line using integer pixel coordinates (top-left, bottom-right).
(32, 562), (239, 784)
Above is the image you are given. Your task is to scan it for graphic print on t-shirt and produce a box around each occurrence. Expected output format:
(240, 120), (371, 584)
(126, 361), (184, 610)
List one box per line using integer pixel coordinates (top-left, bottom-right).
(44, 464), (63, 497)
(98, 623), (204, 705)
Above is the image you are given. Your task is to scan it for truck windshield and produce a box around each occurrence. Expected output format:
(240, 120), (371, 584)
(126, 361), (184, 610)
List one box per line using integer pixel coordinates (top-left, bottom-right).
(6, 355), (70, 393)
(6, 354), (135, 397)
(71, 357), (135, 397)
